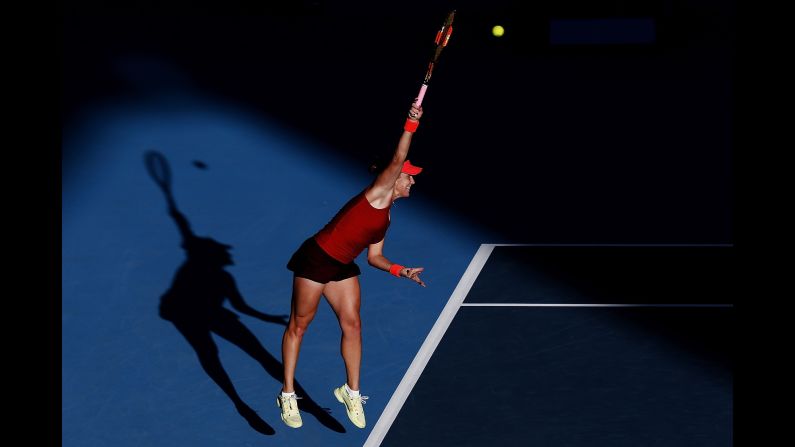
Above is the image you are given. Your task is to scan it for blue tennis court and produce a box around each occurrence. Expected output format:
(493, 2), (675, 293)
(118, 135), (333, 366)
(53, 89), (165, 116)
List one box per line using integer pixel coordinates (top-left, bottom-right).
(372, 244), (733, 446)
(62, 3), (734, 446)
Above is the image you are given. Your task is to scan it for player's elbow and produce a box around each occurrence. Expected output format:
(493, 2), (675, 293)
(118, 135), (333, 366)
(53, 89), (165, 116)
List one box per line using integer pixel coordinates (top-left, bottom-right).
(367, 255), (382, 268)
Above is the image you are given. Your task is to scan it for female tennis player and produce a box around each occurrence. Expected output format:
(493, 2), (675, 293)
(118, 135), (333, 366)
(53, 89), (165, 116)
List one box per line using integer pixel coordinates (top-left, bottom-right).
(276, 101), (426, 429)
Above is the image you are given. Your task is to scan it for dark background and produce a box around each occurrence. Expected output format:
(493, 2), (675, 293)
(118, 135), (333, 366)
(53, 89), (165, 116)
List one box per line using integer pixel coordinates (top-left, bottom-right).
(62, 0), (735, 244)
(59, 3), (737, 445)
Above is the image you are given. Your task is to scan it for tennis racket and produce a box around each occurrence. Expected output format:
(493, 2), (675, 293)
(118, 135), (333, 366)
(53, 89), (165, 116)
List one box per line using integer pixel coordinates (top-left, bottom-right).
(415, 10), (456, 107)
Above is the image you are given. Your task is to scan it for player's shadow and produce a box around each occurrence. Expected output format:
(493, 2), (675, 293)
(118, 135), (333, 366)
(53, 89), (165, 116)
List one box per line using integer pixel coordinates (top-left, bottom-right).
(146, 151), (346, 435)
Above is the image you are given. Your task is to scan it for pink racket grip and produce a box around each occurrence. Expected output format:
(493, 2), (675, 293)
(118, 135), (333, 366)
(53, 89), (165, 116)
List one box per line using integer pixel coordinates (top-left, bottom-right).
(415, 84), (428, 107)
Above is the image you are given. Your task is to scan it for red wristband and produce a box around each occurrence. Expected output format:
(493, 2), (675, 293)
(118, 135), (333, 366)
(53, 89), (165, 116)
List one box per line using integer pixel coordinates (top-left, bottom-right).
(404, 118), (419, 133)
(389, 264), (405, 277)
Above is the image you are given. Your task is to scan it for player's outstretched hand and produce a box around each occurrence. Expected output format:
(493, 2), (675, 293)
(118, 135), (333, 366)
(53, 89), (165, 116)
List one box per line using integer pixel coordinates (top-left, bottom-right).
(402, 267), (426, 287)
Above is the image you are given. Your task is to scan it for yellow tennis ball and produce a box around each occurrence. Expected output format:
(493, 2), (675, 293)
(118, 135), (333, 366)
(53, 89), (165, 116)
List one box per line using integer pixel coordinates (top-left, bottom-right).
(492, 25), (505, 37)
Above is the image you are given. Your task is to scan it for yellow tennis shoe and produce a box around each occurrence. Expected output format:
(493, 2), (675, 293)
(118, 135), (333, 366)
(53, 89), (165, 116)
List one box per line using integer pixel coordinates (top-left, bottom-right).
(334, 385), (368, 429)
(276, 393), (303, 428)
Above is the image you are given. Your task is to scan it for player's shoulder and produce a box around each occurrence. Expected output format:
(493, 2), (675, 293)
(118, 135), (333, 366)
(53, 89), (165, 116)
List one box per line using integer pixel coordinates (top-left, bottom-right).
(364, 185), (391, 208)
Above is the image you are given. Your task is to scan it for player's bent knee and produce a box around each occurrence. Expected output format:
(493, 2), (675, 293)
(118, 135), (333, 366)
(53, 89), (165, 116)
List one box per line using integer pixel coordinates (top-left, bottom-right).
(289, 320), (311, 338)
(341, 318), (362, 335)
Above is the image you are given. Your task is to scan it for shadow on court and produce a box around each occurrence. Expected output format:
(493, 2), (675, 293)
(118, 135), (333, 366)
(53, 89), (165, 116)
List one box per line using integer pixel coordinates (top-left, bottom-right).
(145, 151), (346, 435)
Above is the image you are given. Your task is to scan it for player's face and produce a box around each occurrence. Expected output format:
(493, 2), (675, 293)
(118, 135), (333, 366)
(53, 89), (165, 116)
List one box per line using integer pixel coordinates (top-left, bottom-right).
(394, 173), (415, 199)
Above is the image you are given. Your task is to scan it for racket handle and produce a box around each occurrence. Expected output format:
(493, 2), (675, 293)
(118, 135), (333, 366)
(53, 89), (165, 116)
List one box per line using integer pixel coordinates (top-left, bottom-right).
(415, 84), (428, 106)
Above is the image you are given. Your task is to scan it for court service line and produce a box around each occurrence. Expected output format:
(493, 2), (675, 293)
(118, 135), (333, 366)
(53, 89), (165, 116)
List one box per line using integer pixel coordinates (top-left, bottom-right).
(363, 244), (496, 447)
(364, 242), (732, 446)
(484, 243), (734, 247)
(461, 303), (734, 308)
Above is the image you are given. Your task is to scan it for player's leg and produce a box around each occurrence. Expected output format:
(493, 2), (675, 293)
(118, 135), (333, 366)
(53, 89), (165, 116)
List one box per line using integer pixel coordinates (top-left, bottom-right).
(324, 276), (368, 428)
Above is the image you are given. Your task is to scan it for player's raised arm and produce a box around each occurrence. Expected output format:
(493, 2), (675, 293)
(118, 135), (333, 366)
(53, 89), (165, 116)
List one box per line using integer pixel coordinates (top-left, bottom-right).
(369, 102), (424, 202)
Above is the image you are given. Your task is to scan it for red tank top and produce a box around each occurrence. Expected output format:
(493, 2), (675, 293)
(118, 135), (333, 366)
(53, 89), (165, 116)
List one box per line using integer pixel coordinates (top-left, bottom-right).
(314, 189), (391, 264)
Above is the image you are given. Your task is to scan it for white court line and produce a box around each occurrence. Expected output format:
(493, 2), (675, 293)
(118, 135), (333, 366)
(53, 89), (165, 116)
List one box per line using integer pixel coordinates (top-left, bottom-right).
(363, 244), (496, 447)
(363, 243), (732, 446)
(484, 243), (734, 247)
(461, 303), (734, 308)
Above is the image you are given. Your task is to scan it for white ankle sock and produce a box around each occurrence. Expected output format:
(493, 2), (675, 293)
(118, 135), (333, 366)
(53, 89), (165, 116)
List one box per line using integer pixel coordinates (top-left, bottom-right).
(281, 391), (296, 398)
(344, 383), (360, 397)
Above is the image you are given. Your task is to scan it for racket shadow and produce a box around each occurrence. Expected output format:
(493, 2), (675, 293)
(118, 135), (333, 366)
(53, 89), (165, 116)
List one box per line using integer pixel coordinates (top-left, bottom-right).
(145, 150), (346, 434)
